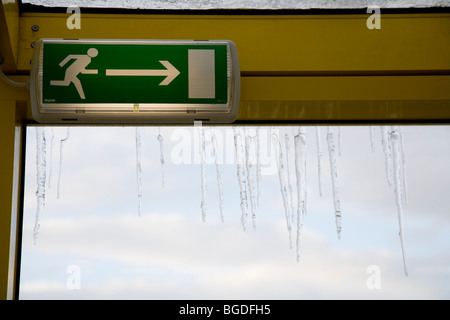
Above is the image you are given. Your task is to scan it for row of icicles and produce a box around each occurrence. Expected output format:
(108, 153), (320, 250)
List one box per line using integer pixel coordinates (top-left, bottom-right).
(191, 125), (407, 275)
(35, 125), (408, 275)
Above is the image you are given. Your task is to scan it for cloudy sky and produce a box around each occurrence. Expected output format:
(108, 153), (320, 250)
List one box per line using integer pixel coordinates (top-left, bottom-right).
(19, 124), (450, 300)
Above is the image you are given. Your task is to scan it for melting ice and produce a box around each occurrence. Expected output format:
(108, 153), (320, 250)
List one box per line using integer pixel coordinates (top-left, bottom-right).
(57, 127), (70, 200)
(326, 126), (342, 239)
(34, 127), (46, 244)
(294, 127), (307, 261)
(211, 129), (225, 222)
(233, 127), (248, 230)
(272, 132), (293, 248)
(33, 125), (410, 274)
(390, 126), (408, 276)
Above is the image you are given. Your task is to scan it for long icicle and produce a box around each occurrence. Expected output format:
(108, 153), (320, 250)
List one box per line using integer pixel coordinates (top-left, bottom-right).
(399, 127), (408, 205)
(338, 126), (343, 156)
(47, 128), (54, 189)
(157, 127), (166, 188)
(315, 126), (323, 197)
(211, 129), (224, 223)
(245, 128), (257, 230)
(294, 127), (307, 261)
(199, 123), (207, 223)
(285, 133), (295, 224)
(272, 132), (292, 248)
(256, 126), (262, 206)
(234, 127), (248, 230)
(135, 127), (142, 216)
(326, 126), (342, 239)
(34, 127), (46, 244)
(370, 126), (376, 153)
(390, 126), (408, 276)
(381, 126), (393, 186)
(57, 127), (70, 200)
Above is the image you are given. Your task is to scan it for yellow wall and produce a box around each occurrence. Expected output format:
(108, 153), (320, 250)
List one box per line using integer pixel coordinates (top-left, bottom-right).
(0, 100), (20, 300)
(14, 11), (450, 122)
(0, 0), (19, 73)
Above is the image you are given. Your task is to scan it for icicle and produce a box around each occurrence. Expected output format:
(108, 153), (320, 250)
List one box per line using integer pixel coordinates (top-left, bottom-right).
(338, 126), (342, 156)
(34, 127), (46, 244)
(272, 132), (292, 248)
(135, 127), (142, 217)
(390, 126), (408, 276)
(285, 133), (295, 223)
(234, 127), (248, 230)
(315, 126), (323, 197)
(294, 127), (307, 261)
(381, 126), (393, 186)
(399, 127), (408, 205)
(256, 126), (262, 206)
(199, 122), (207, 223)
(326, 126), (342, 239)
(234, 127), (248, 229)
(57, 127), (70, 200)
(47, 128), (54, 189)
(157, 128), (166, 188)
(245, 128), (257, 230)
(211, 129), (224, 223)
(370, 126), (376, 153)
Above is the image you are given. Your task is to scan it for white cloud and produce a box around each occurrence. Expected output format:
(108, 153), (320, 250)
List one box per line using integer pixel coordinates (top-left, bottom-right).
(21, 209), (449, 299)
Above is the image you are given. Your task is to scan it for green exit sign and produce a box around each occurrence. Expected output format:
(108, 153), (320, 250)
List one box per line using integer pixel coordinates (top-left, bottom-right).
(30, 39), (240, 124)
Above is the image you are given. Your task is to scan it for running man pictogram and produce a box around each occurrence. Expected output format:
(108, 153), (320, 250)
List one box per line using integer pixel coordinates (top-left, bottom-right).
(50, 48), (99, 99)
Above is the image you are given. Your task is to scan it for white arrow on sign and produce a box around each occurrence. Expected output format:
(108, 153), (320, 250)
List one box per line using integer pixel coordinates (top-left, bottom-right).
(105, 60), (180, 85)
